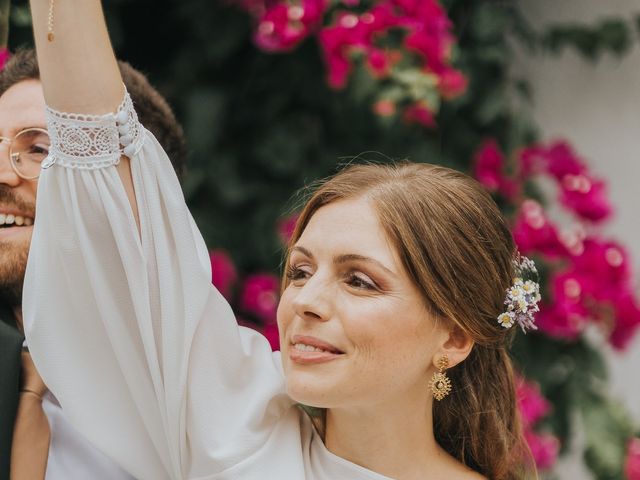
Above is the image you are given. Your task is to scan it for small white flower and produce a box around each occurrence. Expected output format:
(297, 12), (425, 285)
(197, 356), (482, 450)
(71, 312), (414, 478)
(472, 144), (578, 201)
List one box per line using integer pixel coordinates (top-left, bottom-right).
(517, 299), (528, 313)
(509, 286), (525, 300)
(498, 312), (516, 328)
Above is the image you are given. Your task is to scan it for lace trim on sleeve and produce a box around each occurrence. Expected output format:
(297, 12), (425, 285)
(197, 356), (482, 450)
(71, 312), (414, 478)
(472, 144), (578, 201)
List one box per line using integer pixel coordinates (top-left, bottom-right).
(43, 88), (144, 170)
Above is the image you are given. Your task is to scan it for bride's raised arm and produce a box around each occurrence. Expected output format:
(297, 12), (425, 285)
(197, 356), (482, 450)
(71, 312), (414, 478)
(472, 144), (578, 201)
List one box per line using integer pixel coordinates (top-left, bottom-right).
(24, 2), (288, 479)
(30, 0), (121, 113)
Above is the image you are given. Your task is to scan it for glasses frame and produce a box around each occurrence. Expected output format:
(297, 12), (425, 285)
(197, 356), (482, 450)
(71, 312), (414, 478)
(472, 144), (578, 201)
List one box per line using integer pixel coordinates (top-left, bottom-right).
(0, 127), (50, 181)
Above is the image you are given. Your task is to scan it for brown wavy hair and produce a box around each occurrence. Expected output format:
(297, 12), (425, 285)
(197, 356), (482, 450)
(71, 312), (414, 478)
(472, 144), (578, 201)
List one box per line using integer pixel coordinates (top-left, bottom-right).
(285, 162), (535, 479)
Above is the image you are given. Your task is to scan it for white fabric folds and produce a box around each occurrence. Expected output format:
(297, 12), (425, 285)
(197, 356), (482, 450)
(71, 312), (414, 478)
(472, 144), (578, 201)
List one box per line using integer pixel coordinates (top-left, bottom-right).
(23, 91), (391, 480)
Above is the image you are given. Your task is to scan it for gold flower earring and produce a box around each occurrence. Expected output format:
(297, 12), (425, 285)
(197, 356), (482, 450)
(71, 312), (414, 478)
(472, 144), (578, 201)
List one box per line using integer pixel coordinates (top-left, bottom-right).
(429, 355), (452, 401)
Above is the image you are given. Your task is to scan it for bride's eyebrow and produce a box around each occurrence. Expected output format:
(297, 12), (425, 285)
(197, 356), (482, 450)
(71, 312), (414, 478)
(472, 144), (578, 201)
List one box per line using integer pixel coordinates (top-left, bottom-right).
(291, 246), (314, 259)
(334, 254), (397, 277)
(291, 246), (398, 277)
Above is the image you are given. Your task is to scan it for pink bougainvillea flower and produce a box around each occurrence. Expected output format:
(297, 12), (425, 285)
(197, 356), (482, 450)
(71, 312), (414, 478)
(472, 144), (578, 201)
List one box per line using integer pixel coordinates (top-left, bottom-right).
(538, 271), (590, 340)
(558, 224), (587, 256)
(572, 239), (631, 298)
(472, 139), (521, 200)
(518, 141), (611, 221)
(399, 0), (454, 74)
(403, 101), (436, 128)
(524, 430), (560, 470)
(518, 144), (548, 178)
(512, 200), (568, 259)
(0, 48), (10, 71)
(559, 173), (612, 222)
(536, 301), (587, 340)
(609, 294), (640, 350)
(366, 47), (392, 78)
(319, 0), (461, 94)
(277, 213), (299, 245)
(438, 68), (468, 99)
(625, 437), (640, 480)
(209, 249), (238, 301)
(474, 139), (504, 192)
(319, 4), (401, 89)
(516, 377), (552, 429)
(550, 270), (590, 306)
(473, 139), (505, 192)
(254, 0), (328, 52)
(318, 18), (359, 88)
(542, 141), (588, 180)
(240, 273), (281, 323)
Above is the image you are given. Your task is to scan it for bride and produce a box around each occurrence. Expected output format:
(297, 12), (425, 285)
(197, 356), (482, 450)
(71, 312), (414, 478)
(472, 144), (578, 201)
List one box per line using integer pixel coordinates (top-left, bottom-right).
(24, 0), (536, 478)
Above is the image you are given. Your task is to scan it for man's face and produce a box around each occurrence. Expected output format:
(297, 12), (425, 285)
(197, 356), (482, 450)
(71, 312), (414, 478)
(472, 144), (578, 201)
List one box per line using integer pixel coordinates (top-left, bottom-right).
(0, 79), (45, 306)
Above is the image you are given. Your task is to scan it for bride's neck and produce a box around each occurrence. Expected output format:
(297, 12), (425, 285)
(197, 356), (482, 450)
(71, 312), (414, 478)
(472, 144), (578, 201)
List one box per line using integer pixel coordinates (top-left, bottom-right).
(324, 396), (441, 480)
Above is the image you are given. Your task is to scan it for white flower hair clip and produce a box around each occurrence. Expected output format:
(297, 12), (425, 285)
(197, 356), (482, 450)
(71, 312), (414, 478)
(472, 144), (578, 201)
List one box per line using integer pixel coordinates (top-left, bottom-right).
(497, 255), (541, 332)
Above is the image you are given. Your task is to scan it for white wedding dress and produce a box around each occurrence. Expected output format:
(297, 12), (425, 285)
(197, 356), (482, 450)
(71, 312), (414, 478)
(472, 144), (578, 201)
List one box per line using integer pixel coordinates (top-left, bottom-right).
(22, 90), (392, 480)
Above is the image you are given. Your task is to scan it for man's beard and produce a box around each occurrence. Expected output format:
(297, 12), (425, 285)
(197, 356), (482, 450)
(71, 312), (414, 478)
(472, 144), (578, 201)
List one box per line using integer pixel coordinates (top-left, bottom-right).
(0, 237), (30, 306)
(0, 186), (35, 307)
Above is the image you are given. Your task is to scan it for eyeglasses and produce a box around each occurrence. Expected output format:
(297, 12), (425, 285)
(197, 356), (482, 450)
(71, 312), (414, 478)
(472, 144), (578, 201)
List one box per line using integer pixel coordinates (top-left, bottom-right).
(0, 128), (50, 181)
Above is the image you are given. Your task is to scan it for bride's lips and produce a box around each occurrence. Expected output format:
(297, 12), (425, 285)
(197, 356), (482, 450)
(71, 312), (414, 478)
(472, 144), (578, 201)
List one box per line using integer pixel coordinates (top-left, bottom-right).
(289, 335), (345, 365)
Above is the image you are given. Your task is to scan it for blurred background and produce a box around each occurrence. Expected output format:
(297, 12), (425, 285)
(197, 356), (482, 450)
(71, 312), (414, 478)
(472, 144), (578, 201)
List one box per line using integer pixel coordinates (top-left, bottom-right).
(3, 0), (640, 478)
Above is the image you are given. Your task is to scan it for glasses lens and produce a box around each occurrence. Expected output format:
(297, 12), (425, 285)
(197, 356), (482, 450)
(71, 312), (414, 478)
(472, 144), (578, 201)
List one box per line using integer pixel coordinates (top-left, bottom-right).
(11, 129), (50, 179)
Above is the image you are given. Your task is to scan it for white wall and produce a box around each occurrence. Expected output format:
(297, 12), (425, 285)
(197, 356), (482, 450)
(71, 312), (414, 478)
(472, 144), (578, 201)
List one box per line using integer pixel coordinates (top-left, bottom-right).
(516, 1), (640, 477)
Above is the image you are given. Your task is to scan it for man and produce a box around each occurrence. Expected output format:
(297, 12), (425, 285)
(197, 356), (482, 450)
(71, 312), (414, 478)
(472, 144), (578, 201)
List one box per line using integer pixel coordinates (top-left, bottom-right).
(0, 48), (187, 479)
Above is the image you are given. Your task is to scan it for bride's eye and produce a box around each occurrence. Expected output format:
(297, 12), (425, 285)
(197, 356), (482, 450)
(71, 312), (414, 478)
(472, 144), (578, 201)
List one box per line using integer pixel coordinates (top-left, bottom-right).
(346, 273), (376, 291)
(286, 265), (310, 283)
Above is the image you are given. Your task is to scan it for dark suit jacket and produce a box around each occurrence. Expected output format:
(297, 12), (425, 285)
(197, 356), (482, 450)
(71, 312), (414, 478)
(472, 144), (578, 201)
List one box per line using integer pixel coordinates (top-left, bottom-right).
(0, 301), (23, 480)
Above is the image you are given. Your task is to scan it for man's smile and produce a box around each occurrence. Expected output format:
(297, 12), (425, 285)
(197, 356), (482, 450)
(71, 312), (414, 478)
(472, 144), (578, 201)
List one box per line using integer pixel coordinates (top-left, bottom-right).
(0, 208), (35, 238)
(0, 212), (34, 227)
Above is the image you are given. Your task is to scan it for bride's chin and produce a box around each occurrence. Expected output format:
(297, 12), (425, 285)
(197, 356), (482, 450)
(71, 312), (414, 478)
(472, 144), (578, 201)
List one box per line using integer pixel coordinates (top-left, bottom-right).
(285, 378), (334, 408)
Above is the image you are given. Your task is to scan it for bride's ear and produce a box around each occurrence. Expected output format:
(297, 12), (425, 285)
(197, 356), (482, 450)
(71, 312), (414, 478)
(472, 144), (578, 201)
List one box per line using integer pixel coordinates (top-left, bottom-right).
(435, 323), (474, 369)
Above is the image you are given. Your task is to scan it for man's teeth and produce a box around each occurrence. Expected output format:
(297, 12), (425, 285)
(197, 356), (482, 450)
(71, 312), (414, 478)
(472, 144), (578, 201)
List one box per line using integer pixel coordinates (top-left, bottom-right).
(293, 343), (334, 353)
(0, 214), (34, 226)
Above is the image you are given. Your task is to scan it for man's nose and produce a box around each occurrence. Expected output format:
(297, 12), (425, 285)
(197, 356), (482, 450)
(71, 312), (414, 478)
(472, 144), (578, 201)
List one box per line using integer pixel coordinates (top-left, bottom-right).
(0, 142), (21, 187)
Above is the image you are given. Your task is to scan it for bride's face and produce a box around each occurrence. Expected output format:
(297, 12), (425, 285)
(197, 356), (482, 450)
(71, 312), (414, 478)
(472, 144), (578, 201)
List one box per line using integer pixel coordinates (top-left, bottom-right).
(277, 196), (447, 409)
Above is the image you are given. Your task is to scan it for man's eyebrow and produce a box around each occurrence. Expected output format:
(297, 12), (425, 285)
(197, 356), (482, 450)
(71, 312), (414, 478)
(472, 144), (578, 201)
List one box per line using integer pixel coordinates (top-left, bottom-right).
(291, 246), (397, 277)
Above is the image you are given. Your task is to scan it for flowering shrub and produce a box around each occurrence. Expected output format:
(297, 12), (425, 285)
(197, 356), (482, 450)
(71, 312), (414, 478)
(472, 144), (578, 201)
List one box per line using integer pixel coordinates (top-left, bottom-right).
(234, 0), (467, 128)
(473, 139), (640, 350)
(516, 376), (560, 470)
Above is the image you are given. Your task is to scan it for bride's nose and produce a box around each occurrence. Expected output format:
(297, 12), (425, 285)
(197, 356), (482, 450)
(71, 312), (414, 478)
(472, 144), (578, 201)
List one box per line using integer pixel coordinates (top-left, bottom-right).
(291, 272), (333, 322)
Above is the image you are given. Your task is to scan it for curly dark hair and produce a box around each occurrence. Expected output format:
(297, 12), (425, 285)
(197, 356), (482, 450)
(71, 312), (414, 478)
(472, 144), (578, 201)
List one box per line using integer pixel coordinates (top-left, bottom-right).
(0, 48), (187, 180)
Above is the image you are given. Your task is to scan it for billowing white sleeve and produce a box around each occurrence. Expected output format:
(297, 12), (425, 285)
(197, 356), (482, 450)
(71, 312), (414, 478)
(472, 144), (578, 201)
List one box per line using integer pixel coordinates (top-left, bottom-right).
(23, 91), (291, 480)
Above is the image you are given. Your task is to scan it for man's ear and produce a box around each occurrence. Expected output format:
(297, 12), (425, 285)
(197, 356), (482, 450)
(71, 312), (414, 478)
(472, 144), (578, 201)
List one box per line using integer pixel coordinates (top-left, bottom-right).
(434, 323), (474, 369)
